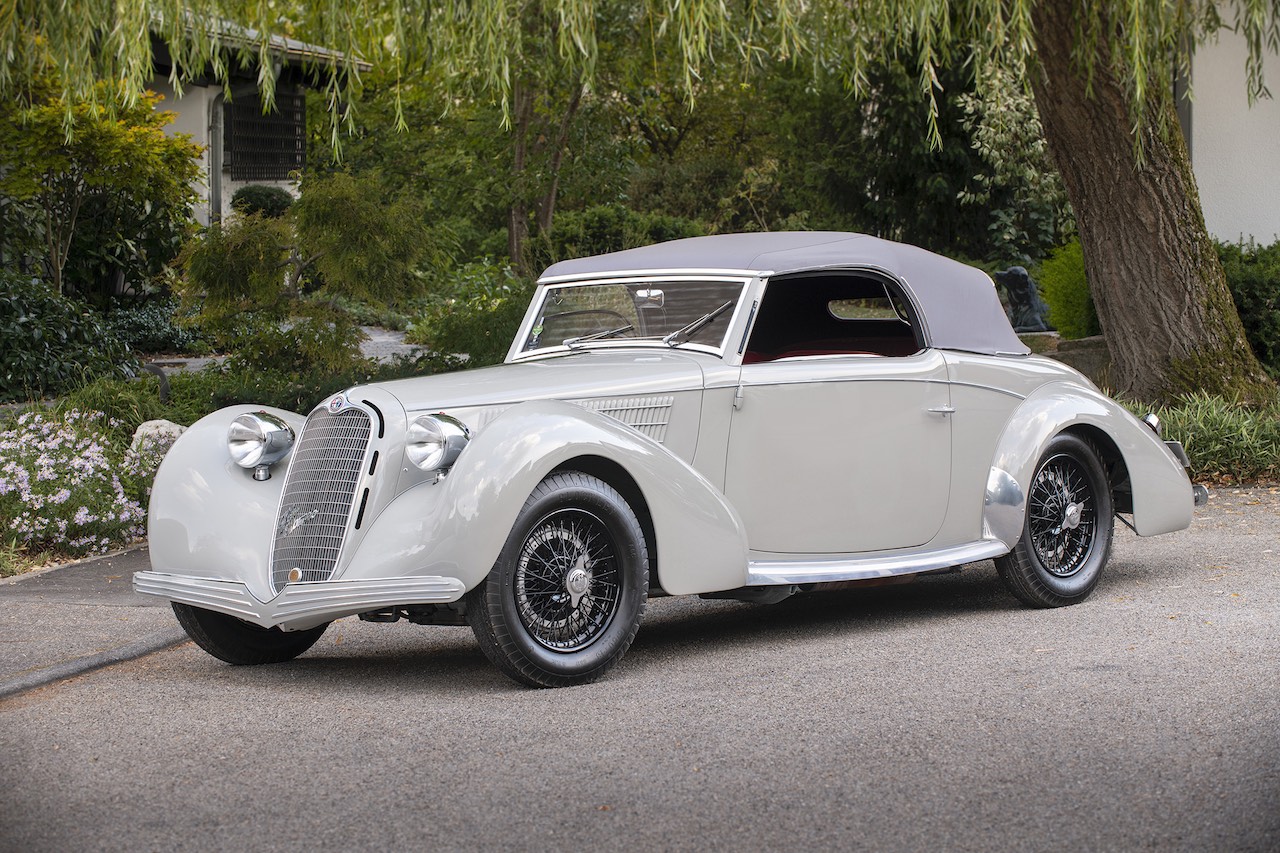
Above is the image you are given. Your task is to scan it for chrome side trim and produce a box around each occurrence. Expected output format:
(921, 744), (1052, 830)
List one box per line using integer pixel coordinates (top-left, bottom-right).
(134, 571), (466, 629)
(745, 540), (1009, 586)
(538, 267), (769, 284)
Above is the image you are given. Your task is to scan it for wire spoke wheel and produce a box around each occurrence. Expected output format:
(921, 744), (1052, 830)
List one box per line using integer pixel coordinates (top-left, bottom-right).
(1027, 453), (1096, 577)
(467, 471), (648, 687)
(994, 433), (1114, 608)
(514, 509), (622, 652)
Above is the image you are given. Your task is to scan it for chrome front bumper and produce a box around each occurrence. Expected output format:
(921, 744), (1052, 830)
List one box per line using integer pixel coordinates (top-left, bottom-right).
(133, 571), (466, 630)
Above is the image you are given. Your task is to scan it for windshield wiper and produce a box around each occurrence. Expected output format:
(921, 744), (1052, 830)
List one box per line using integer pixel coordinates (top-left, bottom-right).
(564, 324), (634, 348)
(663, 301), (736, 347)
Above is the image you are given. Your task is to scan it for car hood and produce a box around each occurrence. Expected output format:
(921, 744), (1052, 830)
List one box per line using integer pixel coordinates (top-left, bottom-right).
(365, 350), (713, 413)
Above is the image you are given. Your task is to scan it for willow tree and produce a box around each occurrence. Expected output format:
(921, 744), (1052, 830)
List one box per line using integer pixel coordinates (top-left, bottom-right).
(4, 0), (1278, 399)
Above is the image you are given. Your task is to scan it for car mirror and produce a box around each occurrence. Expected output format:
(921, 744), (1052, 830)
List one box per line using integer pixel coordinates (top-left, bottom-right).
(635, 289), (665, 309)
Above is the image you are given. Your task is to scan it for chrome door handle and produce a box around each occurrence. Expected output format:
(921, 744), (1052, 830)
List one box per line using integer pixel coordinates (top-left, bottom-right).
(927, 405), (956, 415)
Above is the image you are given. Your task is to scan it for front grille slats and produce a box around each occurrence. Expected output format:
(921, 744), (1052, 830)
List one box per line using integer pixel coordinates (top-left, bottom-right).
(271, 407), (372, 593)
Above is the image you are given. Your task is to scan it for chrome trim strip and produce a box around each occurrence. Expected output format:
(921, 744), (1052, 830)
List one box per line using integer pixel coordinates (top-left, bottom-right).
(745, 540), (1008, 586)
(538, 267), (769, 284)
(133, 571), (466, 628)
(947, 380), (1027, 400)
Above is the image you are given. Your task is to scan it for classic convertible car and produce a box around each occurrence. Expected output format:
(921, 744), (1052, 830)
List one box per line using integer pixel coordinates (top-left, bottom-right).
(135, 232), (1206, 687)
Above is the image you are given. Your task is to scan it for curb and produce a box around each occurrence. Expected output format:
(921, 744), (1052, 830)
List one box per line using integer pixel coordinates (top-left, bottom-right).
(1, 541), (149, 584)
(0, 627), (187, 702)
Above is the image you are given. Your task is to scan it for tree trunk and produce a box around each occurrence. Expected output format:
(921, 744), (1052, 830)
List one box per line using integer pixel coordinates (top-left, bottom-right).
(508, 81), (535, 275)
(1030, 0), (1272, 402)
(533, 80), (585, 236)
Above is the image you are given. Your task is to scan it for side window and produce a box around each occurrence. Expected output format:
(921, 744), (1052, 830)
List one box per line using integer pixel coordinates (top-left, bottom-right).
(742, 274), (922, 362)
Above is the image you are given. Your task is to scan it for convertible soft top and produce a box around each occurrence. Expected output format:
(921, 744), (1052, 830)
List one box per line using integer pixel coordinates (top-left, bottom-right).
(539, 231), (1030, 357)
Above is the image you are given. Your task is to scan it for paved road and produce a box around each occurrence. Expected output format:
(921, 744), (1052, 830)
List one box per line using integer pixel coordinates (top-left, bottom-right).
(1, 490), (1277, 851)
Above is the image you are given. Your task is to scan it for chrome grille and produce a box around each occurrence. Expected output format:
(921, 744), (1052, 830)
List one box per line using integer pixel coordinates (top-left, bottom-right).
(271, 407), (371, 593)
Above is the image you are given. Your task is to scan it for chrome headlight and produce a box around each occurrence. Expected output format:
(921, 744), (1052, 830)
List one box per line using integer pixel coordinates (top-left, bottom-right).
(406, 414), (470, 473)
(228, 412), (295, 480)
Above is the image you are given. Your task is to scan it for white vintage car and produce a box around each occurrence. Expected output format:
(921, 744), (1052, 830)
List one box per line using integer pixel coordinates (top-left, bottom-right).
(135, 232), (1205, 687)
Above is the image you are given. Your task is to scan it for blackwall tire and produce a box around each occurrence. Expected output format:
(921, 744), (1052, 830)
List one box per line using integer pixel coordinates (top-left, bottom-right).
(467, 471), (649, 688)
(172, 603), (328, 665)
(995, 433), (1114, 608)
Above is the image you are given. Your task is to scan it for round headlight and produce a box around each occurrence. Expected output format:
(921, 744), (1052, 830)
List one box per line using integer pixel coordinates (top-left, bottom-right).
(228, 412), (295, 471)
(406, 414), (469, 472)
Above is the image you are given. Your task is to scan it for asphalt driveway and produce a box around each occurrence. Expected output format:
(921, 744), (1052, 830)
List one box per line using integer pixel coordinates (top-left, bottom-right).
(0, 488), (1276, 851)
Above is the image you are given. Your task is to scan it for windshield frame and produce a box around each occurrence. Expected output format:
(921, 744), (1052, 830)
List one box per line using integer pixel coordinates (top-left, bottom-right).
(508, 273), (755, 362)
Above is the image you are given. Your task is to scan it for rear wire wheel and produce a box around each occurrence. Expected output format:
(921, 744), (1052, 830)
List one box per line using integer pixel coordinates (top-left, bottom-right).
(995, 433), (1114, 608)
(467, 471), (648, 688)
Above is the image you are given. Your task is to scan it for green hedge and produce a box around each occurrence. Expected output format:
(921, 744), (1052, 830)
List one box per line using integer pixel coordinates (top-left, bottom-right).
(0, 272), (139, 402)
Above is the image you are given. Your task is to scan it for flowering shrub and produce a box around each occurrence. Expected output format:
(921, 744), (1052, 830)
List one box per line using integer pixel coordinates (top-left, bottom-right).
(0, 410), (146, 558)
(120, 424), (184, 505)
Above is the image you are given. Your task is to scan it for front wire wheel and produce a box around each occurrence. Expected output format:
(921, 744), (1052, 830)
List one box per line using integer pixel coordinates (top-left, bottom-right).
(172, 603), (328, 665)
(995, 433), (1114, 608)
(467, 471), (649, 688)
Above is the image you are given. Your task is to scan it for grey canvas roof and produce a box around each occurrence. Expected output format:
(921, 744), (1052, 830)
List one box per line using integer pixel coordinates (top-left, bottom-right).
(539, 231), (1029, 356)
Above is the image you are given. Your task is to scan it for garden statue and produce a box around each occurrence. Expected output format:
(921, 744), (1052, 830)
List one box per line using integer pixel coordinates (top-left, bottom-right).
(995, 266), (1052, 332)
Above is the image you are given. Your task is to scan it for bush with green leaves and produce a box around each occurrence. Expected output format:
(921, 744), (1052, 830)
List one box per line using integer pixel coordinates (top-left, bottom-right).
(1038, 240), (1099, 339)
(0, 410), (146, 559)
(1218, 240), (1280, 379)
(179, 173), (436, 373)
(0, 81), (201, 302)
(106, 297), (206, 354)
(0, 272), (139, 402)
(406, 261), (533, 365)
(531, 205), (705, 269)
(1127, 392), (1280, 483)
(231, 184), (295, 218)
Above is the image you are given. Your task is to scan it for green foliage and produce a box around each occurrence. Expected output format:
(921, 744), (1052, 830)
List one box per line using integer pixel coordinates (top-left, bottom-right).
(0, 272), (139, 402)
(0, 82), (201, 300)
(1218, 240), (1280, 379)
(407, 261), (534, 366)
(180, 174), (433, 339)
(231, 185), (295, 218)
(958, 59), (1075, 263)
(178, 213), (296, 321)
(106, 297), (206, 354)
(533, 205), (704, 267)
(292, 172), (440, 302)
(1131, 393), (1280, 483)
(1039, 241), (1100, 340)
(223, 309), (369, 377)
(180, 173), (436, 375)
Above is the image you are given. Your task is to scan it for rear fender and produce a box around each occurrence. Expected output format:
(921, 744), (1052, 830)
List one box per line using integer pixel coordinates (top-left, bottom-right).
(343, 400), (750, 596)
(984, 382), (1193, 547)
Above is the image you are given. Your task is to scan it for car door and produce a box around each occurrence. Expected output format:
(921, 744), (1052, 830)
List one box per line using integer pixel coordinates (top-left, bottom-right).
(723, 350), (952, 554)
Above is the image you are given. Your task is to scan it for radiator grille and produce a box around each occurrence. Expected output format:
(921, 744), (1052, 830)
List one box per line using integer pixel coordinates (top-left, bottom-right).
(576, 395), (674, 443)
(271, 407), (371, 593)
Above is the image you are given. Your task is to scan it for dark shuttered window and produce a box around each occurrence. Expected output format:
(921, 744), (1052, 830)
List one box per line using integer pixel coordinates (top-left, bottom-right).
(223, 88), (306, 181)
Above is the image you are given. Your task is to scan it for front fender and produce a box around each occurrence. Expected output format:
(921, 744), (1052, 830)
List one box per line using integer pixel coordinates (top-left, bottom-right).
(983, 382), (1193, 547)
(342, 400), (750, 596)
(147, 404), (305, 604)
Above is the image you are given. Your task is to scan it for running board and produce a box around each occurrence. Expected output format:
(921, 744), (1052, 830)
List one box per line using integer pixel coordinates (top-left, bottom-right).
(746, 540), (1009, 587)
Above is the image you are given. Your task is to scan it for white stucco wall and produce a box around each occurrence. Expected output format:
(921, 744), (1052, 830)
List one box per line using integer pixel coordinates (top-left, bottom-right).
(1191, 28), (1280, 244)
(150, 80), (216, 225)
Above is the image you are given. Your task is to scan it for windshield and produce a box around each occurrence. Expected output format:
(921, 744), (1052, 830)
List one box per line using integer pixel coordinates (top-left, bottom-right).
(520, 279), (748, 354)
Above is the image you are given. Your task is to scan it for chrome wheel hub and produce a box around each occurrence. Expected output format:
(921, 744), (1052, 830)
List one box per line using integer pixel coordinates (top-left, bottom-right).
(566, 562), (592, 609)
